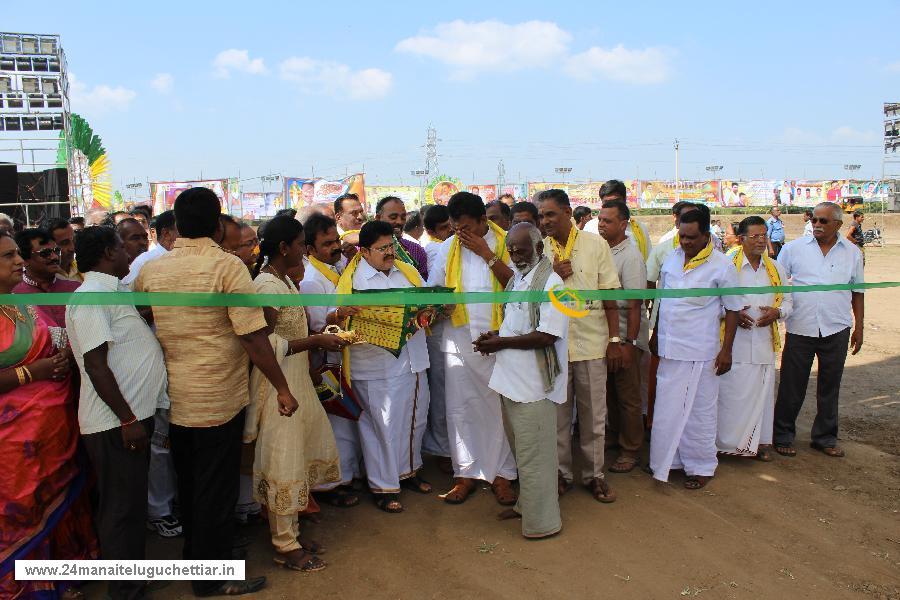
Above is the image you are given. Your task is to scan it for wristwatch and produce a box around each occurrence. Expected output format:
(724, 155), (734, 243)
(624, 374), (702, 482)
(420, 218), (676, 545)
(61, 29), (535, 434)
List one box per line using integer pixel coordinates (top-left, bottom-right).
(486, 254), (499, 268)
(609, 336), (622, 344)
(623, 338), (638, 346)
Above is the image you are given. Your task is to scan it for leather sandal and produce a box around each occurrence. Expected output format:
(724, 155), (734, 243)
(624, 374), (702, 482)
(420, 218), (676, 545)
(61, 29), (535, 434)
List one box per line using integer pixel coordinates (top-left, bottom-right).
(589, 477), (617, 503)
(491, 477), (517, 506)
(440, 478), (476, 504)
(557, 471), (573, 496)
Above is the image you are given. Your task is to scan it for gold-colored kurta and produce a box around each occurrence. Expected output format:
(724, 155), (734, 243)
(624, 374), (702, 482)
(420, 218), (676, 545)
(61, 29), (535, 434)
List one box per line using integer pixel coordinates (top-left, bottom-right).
(243, 273), (341, 515)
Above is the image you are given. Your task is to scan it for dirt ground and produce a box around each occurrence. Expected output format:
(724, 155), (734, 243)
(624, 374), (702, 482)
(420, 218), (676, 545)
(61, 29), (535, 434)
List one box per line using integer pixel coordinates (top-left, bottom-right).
(99, 246), (900, 600)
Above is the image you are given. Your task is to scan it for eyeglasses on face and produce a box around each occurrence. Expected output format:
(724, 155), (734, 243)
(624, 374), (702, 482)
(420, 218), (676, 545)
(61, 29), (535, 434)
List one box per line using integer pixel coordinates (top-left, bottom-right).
(36, 246), (61, 258)
(370, 243), (394, 254)
(742, 234), (767, 241)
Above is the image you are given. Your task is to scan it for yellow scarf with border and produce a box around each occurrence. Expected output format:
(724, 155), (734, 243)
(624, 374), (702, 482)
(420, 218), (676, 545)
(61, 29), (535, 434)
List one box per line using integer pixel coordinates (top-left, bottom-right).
(307, 255), (340, 286)
(335, 253), (421, 386)
(445, 220), (508, 331)
(548, 223), (578, 261)
(720, 248), (783, 352)
(683, 239), (713, 272)
(630, 220), (649, 260)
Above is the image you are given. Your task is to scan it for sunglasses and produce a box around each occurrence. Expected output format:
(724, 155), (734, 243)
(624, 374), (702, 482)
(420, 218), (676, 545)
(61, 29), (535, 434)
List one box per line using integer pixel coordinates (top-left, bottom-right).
(810, 217), (838, 225)
(35, 246), (61, 259)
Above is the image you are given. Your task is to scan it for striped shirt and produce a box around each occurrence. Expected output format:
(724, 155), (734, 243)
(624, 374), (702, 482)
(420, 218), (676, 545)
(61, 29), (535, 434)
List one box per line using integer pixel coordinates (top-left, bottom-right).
(66, 271), (169, 435)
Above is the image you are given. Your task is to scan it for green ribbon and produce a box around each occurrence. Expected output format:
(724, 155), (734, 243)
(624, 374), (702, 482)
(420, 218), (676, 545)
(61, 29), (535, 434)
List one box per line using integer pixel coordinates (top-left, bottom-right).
(1, 281), (894, 307)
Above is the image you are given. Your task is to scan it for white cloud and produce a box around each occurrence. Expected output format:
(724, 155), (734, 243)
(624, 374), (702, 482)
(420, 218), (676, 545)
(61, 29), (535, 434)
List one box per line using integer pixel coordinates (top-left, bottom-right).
(212, 49), (267, 78)
(829, 126), (879, 144)
(565, 45), (673, 84)
(885, 61), (900, 73)
(779, 126), (879, 145)
(150, 72), (173, 94)
(69, 73), (136, 113)
(396, 19), (571, 78)
(279, 57), (392, 100)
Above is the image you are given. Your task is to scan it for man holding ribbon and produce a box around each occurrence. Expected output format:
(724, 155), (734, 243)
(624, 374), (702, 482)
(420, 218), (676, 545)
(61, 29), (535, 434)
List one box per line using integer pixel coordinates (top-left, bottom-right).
(649, 208), (741, 489)
(428, 191), (517, 506)
(716, 216), (793, 462)
(299, 214), (363, 508)
(335, 220), (431, 513)
(537, 188), (622, 503)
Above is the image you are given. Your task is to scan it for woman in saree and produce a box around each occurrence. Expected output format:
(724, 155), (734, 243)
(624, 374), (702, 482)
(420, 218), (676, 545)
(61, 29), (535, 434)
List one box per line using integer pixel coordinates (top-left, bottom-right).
(0, 232), (98, 599)
(244, 216), (348, 573)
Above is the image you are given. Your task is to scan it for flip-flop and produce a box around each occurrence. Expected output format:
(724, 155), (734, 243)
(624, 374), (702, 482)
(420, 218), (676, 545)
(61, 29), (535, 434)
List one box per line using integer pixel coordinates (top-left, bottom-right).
(609, 458), (639, 473)
(273, 552), (326, 572)
(401, 475), (433, 494)
(684, 475), (712, 490)
(810, 443), (845, 457)
(774, 445), (796, 457)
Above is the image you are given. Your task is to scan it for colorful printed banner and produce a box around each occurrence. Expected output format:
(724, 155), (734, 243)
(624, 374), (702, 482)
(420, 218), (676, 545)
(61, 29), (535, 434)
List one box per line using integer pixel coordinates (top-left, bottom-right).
(425, 176), (463, 205)
(365, 185), (423, 209)
(238, 192), (284, 220)
(284, 174), (366, 210)
(149, 179), (229, 215)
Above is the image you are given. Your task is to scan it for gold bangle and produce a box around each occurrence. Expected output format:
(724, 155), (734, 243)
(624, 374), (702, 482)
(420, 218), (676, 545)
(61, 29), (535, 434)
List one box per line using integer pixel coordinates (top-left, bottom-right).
(15, 367), (26, 386)
(21, 366), (32, 383)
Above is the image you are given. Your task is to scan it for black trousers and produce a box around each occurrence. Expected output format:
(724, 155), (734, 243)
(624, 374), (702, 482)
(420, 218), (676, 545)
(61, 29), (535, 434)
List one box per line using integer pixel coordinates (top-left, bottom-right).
(774, 328), (850, 448)
(169, 410), (244, 595)
(82, 417), (155, 600)
(771, 241), (784, 258)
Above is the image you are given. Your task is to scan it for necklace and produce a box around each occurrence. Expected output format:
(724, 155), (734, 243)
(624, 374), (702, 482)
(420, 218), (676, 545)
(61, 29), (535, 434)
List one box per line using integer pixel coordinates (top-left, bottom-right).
(265, 263), (287, 282)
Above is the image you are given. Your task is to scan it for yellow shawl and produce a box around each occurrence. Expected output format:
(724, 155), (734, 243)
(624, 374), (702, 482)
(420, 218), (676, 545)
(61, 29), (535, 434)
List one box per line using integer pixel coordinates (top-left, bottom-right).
(445, 220), (509, 331)
(683, 239), (713, 272)
(630, 220), (649, 260)
(335, 253), (421, 385)
(722, 248), (783, 352)
(548, 223), (577, 261)
(307, 255), (340, 286)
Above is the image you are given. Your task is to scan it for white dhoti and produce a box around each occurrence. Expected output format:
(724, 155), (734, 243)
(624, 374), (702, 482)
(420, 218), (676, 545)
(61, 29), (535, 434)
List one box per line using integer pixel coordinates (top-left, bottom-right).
(422, 323), (450, 457)
(716, 362), (775, 455)
(147, 408), (178, 519)
(326, 414), (362, 487)
(353, 371), (430, 492)
(649, 358), (719, 482)
(445, 348), (517, 482)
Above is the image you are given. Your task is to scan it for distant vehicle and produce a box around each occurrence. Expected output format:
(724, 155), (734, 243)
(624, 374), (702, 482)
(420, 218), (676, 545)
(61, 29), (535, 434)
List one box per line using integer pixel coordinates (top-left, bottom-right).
(864, 223), (884, 247)
(842, 196), (864, 213)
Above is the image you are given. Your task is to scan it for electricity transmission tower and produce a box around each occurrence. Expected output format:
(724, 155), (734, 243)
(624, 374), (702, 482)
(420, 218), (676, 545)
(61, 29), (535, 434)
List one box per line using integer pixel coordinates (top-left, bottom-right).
(423, 124), (440, 177)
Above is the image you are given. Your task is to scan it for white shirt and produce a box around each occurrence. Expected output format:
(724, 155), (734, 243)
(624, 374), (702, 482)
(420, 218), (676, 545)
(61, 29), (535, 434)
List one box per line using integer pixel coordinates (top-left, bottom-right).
(298, 257), (342, 366)
(488, 265), (568, 404)
(658, 248), (743, 361)
(776, 235), (864, 338)
(428, 228), (511, 353)
(658, 227), (677, 245)
(122, 243), (168, 286)
(803, 221), (813, 237)
(348, 258), (429, 380)
(729, 255), (793, 365)
(66, 271), (169, 435)
(424, 238), (443, 276)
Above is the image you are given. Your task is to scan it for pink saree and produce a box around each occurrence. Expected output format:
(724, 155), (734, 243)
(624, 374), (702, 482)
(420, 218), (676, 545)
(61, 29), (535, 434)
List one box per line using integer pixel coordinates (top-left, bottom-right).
(0, 306), (98, 599)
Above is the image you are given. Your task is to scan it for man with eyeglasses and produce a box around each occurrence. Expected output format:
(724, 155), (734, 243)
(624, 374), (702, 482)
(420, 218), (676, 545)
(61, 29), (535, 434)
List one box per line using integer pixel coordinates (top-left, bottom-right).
(13, 227), (80, 327)
(237, 223), (259, 271)
(716, 216), (793, 463)
(773, 202), (864, 459)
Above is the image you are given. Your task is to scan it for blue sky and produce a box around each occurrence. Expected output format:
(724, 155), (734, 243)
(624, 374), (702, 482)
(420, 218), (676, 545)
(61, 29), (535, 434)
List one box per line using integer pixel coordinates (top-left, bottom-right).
(6, 0), (899, 191)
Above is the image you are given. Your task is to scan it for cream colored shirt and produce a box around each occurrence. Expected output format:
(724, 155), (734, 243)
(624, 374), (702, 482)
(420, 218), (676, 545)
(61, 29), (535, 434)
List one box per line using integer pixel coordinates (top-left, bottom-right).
(134, 237), (268, 427)
(543, 229), (620, 361)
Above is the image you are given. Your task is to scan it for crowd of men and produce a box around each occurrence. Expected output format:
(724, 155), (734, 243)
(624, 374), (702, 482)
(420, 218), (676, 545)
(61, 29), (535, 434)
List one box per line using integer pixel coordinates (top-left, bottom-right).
(0, 180), (866, 598)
